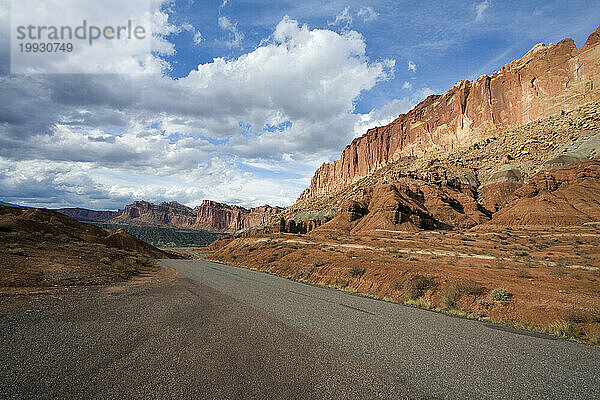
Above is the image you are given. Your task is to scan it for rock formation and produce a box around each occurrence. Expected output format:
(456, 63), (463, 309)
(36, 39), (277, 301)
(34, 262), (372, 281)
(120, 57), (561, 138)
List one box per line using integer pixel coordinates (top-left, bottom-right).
(193, 200), (283, 232)
(87, 200), (285, 233)
(349, 184), (437, 233)
(275, 103), (600, 234)
(304, 26), (600, 198)
(1, 205), (168, 259)
(111, 201), (197, 227)
(488, 159), (600, 226)
(55, 208), (119, 222)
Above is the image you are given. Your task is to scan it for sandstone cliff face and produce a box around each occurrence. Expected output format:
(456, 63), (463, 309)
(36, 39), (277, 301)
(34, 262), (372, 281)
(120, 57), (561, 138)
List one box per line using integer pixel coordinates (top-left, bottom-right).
(109, 200), (283, 233)
(305, 26), (600, 197)
(193, 200), (283, 232)
(111, 201), (197, 227)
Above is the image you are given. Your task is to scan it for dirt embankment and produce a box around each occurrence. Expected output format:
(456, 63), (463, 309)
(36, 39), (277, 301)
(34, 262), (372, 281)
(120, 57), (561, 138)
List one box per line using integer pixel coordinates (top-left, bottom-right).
(0, 205), (175, 290)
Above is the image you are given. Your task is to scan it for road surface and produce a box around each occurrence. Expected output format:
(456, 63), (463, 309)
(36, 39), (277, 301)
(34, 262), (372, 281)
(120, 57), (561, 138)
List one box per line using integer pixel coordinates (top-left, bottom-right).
(1, 259), (599, 399)
(164, 260), (600, 399)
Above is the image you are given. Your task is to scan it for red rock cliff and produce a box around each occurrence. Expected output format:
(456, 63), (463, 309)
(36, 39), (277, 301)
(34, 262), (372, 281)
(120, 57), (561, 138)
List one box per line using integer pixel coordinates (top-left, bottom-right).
(109, 200), (283, 232)
(304, 26), (600, 197)
(111, 201), (197, 227)
(193, 200), (283, 232)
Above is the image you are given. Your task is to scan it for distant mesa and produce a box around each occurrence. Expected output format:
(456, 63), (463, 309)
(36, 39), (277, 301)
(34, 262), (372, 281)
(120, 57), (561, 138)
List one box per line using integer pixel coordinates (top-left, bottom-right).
(56, 200), (284, 233)
(54, 207), (119, 223)
(0, 201), (31, 209)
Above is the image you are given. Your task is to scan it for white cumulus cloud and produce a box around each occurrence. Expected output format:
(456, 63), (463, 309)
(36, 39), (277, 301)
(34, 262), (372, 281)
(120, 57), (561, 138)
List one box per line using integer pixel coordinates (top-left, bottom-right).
(0, 12), (397, 209)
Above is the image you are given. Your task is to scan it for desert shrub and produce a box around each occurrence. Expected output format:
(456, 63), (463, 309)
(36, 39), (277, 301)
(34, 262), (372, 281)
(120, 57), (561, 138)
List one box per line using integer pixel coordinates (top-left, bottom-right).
(570, 273), (585, 280)
(0, 222), (14, 232)
(454, 280), (486, 296)
(296, 267), (313, 280)
(550, 269), (566, 278)
(440, 280), (486, 309)
(10, 248), (26, 256)
(109, 257), (140, 279)
(405, 275), (437, 299)
(312, 258), (326, 267)
(348, 265), (365, 277)
(334, 279), (349, 288)
(135, 255), (153, 266)
(56, 234), (73, 242)
(391, 280), (403, 291)
(490, 288), (512, 302)
(515, 251), (530, 257)
(516, 268), (532, 278)
(550, 320), (582, 339)
(100, 257), (111, 264)
(565, 312), (587, 324)
(478, 299), (493, 308)
(555, 258), (569, 267)
(440, 287), (461, 308)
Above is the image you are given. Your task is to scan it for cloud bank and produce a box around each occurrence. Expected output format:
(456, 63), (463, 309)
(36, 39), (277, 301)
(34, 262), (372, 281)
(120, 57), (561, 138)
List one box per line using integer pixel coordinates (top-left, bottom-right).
(0, 4), (405, 209)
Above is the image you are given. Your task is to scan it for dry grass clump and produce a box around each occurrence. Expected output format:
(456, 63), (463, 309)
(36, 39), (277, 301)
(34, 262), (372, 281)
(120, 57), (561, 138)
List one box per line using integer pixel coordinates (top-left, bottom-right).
(549, 320), (583, 339)
(490, 288), (512, 302)
(405, 275), (437, 299)
(334, 279), (349, 288)
(348, 265), (365, 277)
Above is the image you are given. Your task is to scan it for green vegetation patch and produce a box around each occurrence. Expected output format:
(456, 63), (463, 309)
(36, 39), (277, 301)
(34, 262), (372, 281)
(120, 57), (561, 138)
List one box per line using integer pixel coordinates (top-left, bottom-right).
(95, 223), (227, 247)
(292, 209), (336, 222)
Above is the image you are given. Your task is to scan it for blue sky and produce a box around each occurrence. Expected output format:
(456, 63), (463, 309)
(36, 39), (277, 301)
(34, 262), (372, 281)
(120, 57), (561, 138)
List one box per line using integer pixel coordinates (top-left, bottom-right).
(161, 0), (600, 111)
(0, 0), (599, 210)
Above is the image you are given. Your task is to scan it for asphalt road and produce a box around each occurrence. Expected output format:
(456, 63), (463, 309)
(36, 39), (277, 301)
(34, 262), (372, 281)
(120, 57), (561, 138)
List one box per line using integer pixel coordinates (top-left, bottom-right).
(1, 259), (599, 399)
